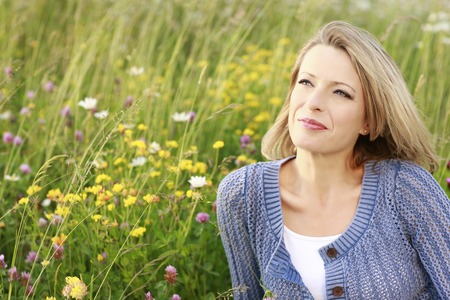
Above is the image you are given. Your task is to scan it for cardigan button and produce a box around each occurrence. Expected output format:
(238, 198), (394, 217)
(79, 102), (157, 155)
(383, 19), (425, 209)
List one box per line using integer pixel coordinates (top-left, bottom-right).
(332, 286), (344, 296)
(326, 247), (338, 258)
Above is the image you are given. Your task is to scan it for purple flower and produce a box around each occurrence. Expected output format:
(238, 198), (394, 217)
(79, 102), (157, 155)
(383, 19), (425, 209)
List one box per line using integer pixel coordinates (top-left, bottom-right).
(20, 271), (31, 287)
(38, 217), (48, 228)
(3, 131), (14, 144)
(20, 107), (31, 116)
(124, 96), (134, 108)
(44, 81), (55, 93)
(0, 254), (7, 269)
(164, 265), (177, 284)
(13, 135), (23, 146)
(446, 178), (450, 189)
(25, 251), (38, 263)
(20, 164), (32, 175)
(26, 90), (36, 99)
(172, 294), (181, 300)
(53, 244), (64, 260)
(26, 284), (35, 296)
(8, 266), (19, 281)
(75, 130), (83, 142)
(240, 135), (251, 148)
(195, 212), (210, 224)
(144, 291), (154, 300)
(60, 105), (71, 117)
(51, 215), (64, 225)
(188, 111), (196, 122)
(4, 66), (13, 77)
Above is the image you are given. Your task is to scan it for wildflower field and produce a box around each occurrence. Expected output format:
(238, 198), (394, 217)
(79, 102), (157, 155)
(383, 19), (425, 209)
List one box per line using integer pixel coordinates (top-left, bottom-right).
(0, 0), (449, 299)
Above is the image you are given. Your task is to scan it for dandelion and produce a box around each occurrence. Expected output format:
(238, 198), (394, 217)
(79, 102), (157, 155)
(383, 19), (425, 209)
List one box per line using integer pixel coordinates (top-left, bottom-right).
(62, 276), (88, 300)
(3, 131), (13, 143)
(8, 266), (19, 281)
(94, 110), (109, 119)
(164, 265), (177, 285)
(188, 176), (207, 188)
(13, 135), (23, 146)
(172, 294), (181, 300)
(130, 226), (146, 237)
(44, 81), (55, 92)
(78, 97), (97, 110)
(20, 163), (32, 174)
(26, 251), (38, 263)
(144, 291), (154, 300)
(0, 254), (7, 269)
(195, 212), (210, 224)
(172, 112), (191, 122)
(212, 140), (224, 149)
(129, 156), (147, 167)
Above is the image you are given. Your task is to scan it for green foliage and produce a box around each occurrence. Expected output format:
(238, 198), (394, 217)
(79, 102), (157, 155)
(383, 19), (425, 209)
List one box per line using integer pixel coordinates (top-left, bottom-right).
(0, 0), (449, 299)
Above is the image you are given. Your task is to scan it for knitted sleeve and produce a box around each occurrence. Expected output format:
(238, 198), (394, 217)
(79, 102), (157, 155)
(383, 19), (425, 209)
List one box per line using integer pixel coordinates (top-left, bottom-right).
(216, 166), (265, 299)
(394, 161), (450, 297)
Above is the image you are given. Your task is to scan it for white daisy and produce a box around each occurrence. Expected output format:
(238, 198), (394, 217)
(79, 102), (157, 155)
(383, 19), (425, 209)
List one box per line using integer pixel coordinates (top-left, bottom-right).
(188, 176), (207, 188)
(78, 97), (98, 110)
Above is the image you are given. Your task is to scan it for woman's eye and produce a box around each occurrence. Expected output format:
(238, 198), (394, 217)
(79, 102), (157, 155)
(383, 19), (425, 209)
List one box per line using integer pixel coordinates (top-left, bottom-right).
(335, 89), (352, 99)
(298, 79), (312, 86)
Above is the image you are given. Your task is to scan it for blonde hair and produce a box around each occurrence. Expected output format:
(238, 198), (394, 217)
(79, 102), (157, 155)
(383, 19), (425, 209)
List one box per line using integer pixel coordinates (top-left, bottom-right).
(261, 20), (438, 172)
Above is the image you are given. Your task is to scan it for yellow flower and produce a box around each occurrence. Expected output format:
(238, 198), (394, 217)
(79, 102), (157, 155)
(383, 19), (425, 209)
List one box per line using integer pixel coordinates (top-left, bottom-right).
(269, 97), (283, 106)
(52, 233), (67, 245)
(41, 260), (50, 267)
(107, 203), (115, 211)
(193, 162), (207, 174)
(91, 214), (102, 222)
(47, 188), (63, 201)
(85, 185), (103, 194)
(137, 123), (147, 131)
(166, 140), (179, 148)
(95, 174), (112, 184)
(124, 195), (137, 207)
(186, 190), (193, 198)
(114, 157), (127, 166)
(112, 183), (124, 193)
(130, 227), (146, 237)
(62, 276), (88, 300)
(175, 190), (184, 198)
(236, 154), (247, 163)
(46, 297), (56, 300)
(63, 193), (82, 203)
(158, 150), (170, 158)
(26, 185), (42, 196)
(179, 159), (193, 171)
(254, 111), (271, 123)
(18, 197), (29, 205)
(243, 128), (255, 136)
(97, 253), (104, 262)
(55, 205), (70, 217)
(213, 140), (224, 149)
(143, 194), (159, 203)
(150, 171), (161, 178)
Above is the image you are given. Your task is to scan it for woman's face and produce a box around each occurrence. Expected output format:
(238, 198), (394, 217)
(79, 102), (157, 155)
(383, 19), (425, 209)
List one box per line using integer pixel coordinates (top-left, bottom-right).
(288, 45), (367, 157)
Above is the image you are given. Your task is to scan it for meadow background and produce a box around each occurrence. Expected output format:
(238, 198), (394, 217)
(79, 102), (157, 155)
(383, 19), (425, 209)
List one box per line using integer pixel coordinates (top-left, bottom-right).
(0, 0), (449, 299)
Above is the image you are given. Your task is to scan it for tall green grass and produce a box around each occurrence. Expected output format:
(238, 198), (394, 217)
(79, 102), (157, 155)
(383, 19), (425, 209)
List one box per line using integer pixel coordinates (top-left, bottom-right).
(0, 0), (449, 299)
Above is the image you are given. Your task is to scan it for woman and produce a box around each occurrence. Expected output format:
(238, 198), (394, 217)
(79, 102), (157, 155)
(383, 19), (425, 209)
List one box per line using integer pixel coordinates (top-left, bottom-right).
(216, 21), (450, 299)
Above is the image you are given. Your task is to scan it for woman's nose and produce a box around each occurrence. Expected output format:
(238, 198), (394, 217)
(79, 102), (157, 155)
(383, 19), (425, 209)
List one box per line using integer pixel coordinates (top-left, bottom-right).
(306, 89), (325, 112)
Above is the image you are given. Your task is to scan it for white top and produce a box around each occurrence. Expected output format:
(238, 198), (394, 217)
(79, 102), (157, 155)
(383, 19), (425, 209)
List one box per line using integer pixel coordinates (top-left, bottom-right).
(283, 226), (341, 300)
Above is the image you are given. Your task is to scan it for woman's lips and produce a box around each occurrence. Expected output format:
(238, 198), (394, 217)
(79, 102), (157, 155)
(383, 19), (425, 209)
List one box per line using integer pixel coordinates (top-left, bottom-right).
(299, 118), (327, 130)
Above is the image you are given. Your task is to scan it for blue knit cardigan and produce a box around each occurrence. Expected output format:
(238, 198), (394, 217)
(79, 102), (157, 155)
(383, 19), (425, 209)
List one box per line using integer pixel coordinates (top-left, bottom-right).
(216, 157), (450, 299)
